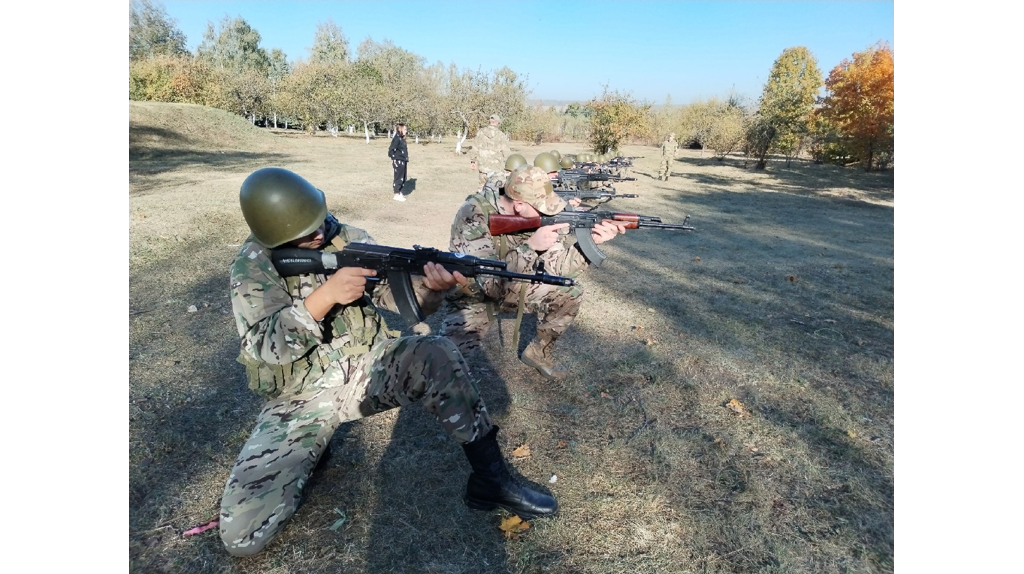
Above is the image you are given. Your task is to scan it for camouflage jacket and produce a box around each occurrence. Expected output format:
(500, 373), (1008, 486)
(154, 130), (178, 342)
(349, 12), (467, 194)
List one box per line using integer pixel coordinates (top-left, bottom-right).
(661, 139), (679, 158)
(230, 213), (444, 399)
(469, 125), (511, 175)
(448, 185), (587, 303)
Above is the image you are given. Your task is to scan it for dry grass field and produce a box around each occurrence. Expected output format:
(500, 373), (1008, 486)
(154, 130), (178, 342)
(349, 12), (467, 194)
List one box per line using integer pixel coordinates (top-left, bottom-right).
(129, 101), (894, 574)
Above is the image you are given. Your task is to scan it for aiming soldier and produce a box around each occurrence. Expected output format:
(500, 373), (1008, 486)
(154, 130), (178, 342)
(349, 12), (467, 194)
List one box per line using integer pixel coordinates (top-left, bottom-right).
(220, 167), (558, 557)
(444, 165), (627, 381)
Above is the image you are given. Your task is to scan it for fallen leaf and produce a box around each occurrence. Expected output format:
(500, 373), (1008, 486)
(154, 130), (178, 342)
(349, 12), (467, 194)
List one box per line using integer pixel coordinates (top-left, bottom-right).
(693, 256), (701, 262)
(329, 508), (347, 531)
(725, 399), (749, 417)
(600, 392), (612, 399)
(645, 338), (656, 346)
(846, 430), (858, 439)
(499, 515), (531, 539)
(182, 519), (219, 537)
(511, 444), (531, 458)
(557, 441), (568, 448)
(631, 325), (644, 332)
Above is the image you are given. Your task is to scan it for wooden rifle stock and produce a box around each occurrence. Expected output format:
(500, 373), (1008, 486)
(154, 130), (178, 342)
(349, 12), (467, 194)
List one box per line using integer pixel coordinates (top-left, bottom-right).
(489, 214), (543, 235)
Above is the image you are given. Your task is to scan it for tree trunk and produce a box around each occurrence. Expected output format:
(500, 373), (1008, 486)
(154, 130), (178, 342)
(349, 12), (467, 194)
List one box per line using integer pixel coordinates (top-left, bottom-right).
(364, 122), (371, 144)
(273, 113), (278, 129)
(415, 135), (419, 144)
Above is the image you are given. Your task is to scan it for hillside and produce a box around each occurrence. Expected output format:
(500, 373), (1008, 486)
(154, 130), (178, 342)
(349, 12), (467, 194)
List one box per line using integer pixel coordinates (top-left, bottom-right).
(129, 101), (279, 160)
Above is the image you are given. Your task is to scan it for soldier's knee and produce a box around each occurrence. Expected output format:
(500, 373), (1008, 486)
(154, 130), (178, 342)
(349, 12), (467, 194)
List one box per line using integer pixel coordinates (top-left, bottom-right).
(220, 523), (273, 557)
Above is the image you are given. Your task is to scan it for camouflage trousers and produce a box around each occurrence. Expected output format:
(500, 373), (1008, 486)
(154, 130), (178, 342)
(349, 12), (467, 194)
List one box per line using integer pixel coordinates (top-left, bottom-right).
(442, 281), (584, 356)
(219, 335), (492, 557)
(658, 158), (671, 179)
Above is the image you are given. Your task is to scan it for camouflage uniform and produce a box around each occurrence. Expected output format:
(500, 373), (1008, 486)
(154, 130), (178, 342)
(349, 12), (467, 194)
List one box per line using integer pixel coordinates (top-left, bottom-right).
(658, 134), (678, 181)
(470, 120), (511, 184)
(442, 178), (587, 361)
(221, 213), (492, 557)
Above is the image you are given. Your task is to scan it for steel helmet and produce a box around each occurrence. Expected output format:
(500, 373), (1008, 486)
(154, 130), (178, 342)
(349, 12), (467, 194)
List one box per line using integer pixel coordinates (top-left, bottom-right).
(239, 167), (328, 248)
(505, 153), (528, 171)
(534, 152), (560, 173)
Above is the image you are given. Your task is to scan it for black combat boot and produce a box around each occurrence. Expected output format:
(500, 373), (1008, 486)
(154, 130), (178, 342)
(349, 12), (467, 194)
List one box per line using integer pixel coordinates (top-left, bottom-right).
(461, 426), (558, 519)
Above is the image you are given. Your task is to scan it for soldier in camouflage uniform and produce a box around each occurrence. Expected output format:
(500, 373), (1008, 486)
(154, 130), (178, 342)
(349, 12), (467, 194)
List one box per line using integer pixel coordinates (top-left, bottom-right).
(658, 132), (678, 181)
(469, 114), (511, 184)
(220, 167), (557, 557)
(443, 165), (627, 381)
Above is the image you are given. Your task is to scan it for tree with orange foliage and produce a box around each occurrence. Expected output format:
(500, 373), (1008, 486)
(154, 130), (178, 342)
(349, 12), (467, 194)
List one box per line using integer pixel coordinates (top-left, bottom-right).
(818, 42), (894, 171)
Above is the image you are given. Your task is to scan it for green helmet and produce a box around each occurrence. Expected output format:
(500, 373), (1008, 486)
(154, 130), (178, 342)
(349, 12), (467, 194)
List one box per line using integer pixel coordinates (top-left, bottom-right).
(534, 152), (560, 173)
(549, 150), (562, 161)
(505, 153), (528, 171)
(560, 156), (574, 169)
(239, 167), (327, 248)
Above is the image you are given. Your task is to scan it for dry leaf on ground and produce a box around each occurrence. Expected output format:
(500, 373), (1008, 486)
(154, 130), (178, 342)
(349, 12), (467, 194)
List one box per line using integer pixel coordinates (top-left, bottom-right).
(726, 399), (749, 417)
(499, 515), (531, 539)
(511, 444), (531, 458)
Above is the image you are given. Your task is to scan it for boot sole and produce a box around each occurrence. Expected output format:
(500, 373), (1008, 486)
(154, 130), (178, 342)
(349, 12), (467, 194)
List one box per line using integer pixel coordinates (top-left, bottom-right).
(463, 495), (556, 520)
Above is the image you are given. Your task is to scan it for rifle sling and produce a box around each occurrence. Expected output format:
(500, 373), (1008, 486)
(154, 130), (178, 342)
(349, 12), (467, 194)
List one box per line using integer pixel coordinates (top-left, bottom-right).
(512, 281), (527, 351)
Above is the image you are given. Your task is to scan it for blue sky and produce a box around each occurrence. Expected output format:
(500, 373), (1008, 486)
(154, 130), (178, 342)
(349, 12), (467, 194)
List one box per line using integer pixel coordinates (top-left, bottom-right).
(161, 0), (893, 104)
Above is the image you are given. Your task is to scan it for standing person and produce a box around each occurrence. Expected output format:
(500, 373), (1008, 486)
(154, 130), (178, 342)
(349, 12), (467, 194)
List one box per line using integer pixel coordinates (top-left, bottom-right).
(658, 132), (678, 181)
(443, 165), (628, 381)
(469, 114), (511, 184)
(388, 123), (409, 201)
(221, 167), (558, 557)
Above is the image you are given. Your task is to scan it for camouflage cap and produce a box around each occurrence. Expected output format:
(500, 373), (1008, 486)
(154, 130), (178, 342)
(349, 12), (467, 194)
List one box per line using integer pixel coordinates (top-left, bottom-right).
(489, 114), (501, 123)
(505, 165), (567, 216)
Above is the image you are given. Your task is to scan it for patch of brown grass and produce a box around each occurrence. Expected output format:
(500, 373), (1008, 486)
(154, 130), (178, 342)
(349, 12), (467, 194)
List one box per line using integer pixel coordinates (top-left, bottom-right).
(130, 103), (893, 573)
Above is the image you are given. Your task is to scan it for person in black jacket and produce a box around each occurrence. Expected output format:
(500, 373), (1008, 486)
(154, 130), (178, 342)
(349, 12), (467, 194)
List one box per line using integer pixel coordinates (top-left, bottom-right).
(388, 123), (409, 202)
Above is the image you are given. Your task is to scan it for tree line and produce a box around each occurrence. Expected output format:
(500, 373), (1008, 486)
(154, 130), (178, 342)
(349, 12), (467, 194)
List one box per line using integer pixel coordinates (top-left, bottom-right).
(129, 0), (894, 171)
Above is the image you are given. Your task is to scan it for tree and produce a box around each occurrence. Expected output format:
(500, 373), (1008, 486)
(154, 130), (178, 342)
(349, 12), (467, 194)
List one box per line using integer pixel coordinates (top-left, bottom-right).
(266, 48), (291, 128)
(749, 46), (822, 169)
(585, 88), (652, 154)
(279, 61), (348, 134)
(818, 42), (894, 171)
(129, 54), (220, 106)
(309, 19), (350, 64)
(197, 16), (270, 75)
(680, 98), (747, 158)
(129, 0), (187, 61)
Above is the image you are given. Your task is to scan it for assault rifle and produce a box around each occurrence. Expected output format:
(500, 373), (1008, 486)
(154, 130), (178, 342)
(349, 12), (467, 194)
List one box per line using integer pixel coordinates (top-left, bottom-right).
(272, 242), (575, 325)
(555, 189), (639, 204)
(555, 170), (636, 192)
(488, 212), (694, 267)
(559, 170), (636, 182)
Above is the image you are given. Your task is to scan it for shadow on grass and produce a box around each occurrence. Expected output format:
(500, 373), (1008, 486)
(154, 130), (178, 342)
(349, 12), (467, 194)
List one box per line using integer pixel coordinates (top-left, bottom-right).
(129, 181), (893, 572)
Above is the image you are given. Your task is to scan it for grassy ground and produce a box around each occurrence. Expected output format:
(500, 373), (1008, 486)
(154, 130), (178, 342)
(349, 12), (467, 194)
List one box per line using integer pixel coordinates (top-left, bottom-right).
(129, 101), (894, 573)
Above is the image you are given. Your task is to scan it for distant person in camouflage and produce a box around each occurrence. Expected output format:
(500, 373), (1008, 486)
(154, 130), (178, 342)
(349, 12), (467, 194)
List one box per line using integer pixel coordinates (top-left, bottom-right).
(658, 132), (678, 181)
(220, 167), (557, 557)
(469, 114), (511, 184)
(443, 165), (628, 381)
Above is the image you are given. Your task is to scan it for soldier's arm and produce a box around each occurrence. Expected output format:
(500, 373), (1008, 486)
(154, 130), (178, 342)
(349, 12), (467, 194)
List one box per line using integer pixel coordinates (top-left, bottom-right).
(231, 245), (327, 366)
(448, 200), (540, 300)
